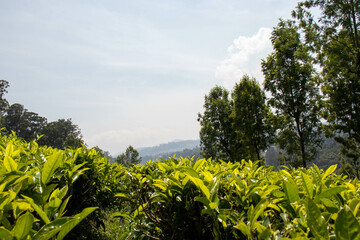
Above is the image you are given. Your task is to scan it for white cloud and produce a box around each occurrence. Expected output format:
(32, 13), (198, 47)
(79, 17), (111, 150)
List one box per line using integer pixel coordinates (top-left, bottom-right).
(216, 27), (272, 88)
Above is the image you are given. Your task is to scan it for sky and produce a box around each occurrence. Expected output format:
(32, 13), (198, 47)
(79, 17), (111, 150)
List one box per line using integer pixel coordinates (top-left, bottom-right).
(0, 0), (300, 155)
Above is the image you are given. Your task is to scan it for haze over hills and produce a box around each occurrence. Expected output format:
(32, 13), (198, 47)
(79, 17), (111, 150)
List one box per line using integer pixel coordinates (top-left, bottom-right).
(138, 139), (200, 162)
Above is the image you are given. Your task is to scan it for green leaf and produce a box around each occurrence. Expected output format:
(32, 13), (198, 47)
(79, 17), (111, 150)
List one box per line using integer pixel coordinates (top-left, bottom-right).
(250, 199), (269, 229)
(321, 164), (337, 181)
(3, 156), (18, 172)
(58, 196), (70, 217)
(301, 172), (314, 199)
(314, 187), (346, 203)
(183, 167), (200, 179)
(115, 193), (129, 199)
(283, 179), (300, 203)
(22, 195), (50, 224)
(0, 227), (13, 239)
(234, 220), (251, 238)
(56, 207), (97, 240)
(194, 196), (210, 207)
(335, 206), (360, 240)
(41, 152), (63, 186)
(188, 175), (210, 199)
(306, 198), (329, 240)
(193, 159), (206, 172)
(32, 217), (70, 240)
(112, 212), (133, 221)
(58, 185), (68, 200)
(12, 212), (34, 240)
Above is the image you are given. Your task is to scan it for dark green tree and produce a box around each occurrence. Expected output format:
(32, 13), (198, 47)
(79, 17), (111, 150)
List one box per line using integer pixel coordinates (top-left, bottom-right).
(294, 0), (360, 177)
(4, 103), (47, 141)
(116, 145), (142, 167)
(0, 80), (10, 127)
(197, 86), (242, 162)
(39, 118), (83, 149)
(262, 19), (323, 168)
(0, 80), (9, 113)
(231, 75), (274, 161)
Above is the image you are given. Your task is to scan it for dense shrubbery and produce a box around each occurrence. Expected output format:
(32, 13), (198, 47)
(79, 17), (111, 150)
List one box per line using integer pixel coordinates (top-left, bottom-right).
(0, 133), (97, 239)
(116, 157), (360, 239)
(0, 133), (126, 239)
(2, 133), (360, 239)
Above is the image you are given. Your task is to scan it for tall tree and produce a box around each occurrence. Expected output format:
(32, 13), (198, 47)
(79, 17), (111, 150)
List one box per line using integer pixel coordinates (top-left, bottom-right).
(197, 86), (241, 162)
(116, 145), (142, 167)
(0, 80), (9, 114)
(231, 75), (273, 161)
(0, 80), (10, 127)
(39, 118), (83, 149)
(4, 103), (47, 141)
(262, 19), (323, 168)
(294, 0), (360, 176)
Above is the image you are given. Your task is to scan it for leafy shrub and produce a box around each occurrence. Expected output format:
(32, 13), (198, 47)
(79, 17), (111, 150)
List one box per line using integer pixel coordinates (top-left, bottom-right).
(115, 157), (360, 239)
(0, 133), (97, 239)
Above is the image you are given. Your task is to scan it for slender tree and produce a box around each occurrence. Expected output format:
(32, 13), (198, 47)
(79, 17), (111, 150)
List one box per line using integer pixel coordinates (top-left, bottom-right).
(262, 19), (323, 168)
(0, 80), (10, 127)
(231, 75), (273, 161)
(294, 0), (360, 176)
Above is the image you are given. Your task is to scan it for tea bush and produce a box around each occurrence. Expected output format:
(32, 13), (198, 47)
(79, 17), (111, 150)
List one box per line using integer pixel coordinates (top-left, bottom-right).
(0, 134), (97, 239)
(115, 157), (360, 239)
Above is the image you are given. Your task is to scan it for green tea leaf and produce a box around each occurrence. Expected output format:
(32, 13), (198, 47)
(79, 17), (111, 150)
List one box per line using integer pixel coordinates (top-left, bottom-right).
(22, 195), (50, 224)
(187, 175), (210, 199)
(335, 206), (360, 240)
(322, 165), (337, 181)
(301, 172), (314, 199)
(0, 227), (13, 239)
(234, 221), (251, 238)
(283, 179), (300, 203)
(12, 212), (34, 240)
(56, 207), (97, 240)
(41, 152), (63, 186)
(193, 159), (206, 172)
(32, 217), (70, 240)
(314, 187), (346, 203)
(250, 199), (268, 228)
(3, 156), (17, 172)
(306, 198), (329, 240)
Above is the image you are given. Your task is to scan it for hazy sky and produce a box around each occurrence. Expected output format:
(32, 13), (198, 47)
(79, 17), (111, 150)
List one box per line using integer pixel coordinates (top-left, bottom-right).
(0, 0), (299, 155)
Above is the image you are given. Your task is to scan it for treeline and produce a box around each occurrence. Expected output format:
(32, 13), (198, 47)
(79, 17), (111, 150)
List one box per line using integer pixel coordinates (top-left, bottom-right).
(0, 81), (140, 164)
(0, 80), (84, 150)
(198, 1), (360, 178)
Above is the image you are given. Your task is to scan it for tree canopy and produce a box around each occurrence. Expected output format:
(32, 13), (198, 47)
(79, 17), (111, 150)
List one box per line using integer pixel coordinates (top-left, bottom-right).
(116, 145), (142, 167)
(262, 19), (323, 168)
(4, 103), (47, 142)
(38, 118), (84, 149)
(198, 77), (272, 163)
(293, 0), (360, 175)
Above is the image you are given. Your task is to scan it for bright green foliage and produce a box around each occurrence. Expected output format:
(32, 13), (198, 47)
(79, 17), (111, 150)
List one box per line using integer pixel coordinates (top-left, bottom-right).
(115, 157), (360, 239)
(262, 19), (323, 168)
(0, 133), (97, 239)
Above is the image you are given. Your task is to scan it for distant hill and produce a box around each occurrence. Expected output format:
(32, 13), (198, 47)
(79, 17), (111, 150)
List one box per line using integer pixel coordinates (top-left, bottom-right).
(138, 139), (200, 162)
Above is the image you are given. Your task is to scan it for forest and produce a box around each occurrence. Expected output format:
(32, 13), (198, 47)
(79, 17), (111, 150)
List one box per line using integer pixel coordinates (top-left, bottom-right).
(0, 0), (360, 239)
